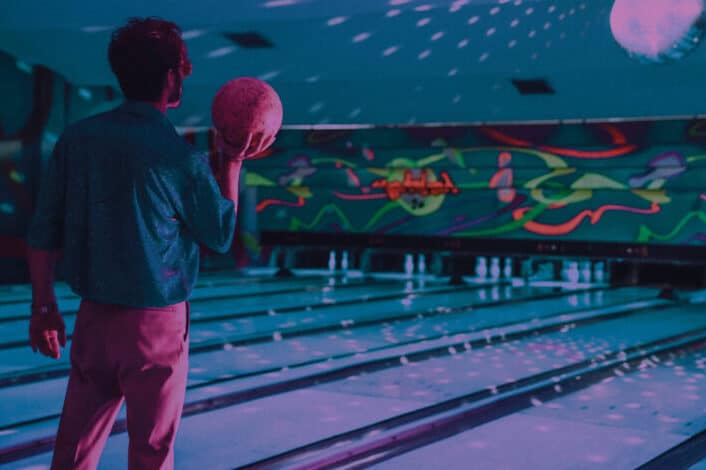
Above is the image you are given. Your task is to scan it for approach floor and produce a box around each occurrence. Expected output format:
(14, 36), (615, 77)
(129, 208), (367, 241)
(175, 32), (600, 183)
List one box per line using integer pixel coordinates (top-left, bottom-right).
(1, 269), (705, 469)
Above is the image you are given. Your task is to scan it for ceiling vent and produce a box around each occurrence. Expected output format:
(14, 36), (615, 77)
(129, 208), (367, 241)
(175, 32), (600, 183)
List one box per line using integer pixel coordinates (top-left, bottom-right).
(223, 32), (275, 48)
(511, 78), (555, 95)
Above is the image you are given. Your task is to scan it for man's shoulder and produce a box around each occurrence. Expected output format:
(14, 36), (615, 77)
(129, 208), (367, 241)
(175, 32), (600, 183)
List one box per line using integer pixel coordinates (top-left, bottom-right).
(60, 108), (118, 139)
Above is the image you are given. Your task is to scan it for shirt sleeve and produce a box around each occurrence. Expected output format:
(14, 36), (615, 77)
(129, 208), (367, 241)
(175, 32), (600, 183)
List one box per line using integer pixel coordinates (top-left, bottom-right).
(176, 152), (236, 254)
(26, 136), (67, 250)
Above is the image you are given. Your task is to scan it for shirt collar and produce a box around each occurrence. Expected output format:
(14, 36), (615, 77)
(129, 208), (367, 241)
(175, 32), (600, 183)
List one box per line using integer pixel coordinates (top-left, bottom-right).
(119, 100), (170, 121)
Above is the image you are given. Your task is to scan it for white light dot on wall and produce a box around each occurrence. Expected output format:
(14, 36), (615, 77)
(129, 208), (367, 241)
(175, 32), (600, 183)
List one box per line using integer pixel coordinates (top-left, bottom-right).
(511, 19), (520, 27)
(183, 115), (204, 126)
(490, 7), (501, 15)
(479, 52), (490, 62)
(431, 31), (445, 41)
(448, 68), (458, 76)
(569, 8), (575, 15)
(327, 16), (348, 26)
(486, 27), (496, 36)
(349, 108), (362, 118)
(514, 0), (522, 5)
(452, 94), (462, 104)
(389, 0), (410, 4)
(353, 32), (372, 42)
(525, 7), (534, 15)
(78, 87), (93, 100)
(306, 75), (320, 83)
(548, 5), (556, 13)
(415, 4), (434, 12)
(468, 16), (480, 25)
(309, 102), (325, 113)
(417, 18), (432, 27)
(386, 9), (402, 17)
(508, 39), (517, 48)
(528, 30), (537, 38)
(418, 49), (432, 59)
(383, 45), (400, 56)
(559, 13), (566, 21)
(544, 22), (552, 30)
(207, 46), (235, 58)
(457, 38), (469, 48)
(580, 3), (586, 9)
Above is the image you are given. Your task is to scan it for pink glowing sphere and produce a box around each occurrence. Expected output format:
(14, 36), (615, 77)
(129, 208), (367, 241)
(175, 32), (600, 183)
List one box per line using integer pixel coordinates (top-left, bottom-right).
(610, 0), (705, 63)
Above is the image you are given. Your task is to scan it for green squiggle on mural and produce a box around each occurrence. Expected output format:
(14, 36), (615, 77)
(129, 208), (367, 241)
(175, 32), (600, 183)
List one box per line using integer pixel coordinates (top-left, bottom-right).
(455, 203), (549, 237)
(637, 211), (706, 242)
(363, 202), (402, 230)
(289, 204), (355, 231)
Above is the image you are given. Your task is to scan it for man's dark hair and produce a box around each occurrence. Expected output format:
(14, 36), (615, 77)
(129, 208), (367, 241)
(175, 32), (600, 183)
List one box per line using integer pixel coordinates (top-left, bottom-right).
(108, 17), (190, 101)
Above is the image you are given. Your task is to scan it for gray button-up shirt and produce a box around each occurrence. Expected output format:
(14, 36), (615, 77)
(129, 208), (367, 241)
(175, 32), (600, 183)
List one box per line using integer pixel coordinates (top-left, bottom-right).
(26, 100), (236, 307)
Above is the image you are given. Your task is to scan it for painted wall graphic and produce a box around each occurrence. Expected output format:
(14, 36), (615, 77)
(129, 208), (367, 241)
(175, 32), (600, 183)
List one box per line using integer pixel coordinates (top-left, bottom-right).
(191, 118), (706, 250)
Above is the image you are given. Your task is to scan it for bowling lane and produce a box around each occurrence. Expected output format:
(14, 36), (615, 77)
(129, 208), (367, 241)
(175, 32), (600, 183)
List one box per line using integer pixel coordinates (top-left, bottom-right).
(0, 283), (575, 433)
(0, 284), (632, 453)
(371, 339), (706, 470)
(1, 289), (683, 468)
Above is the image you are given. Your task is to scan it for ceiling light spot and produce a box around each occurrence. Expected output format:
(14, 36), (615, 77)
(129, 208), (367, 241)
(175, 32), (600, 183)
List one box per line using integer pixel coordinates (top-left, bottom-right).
(262, 0), (302, 7)
(258, 70), (281, 80)
(81, 25), (113, 33)
(327, 17), (348, 26)
(418, 49), (432, 59)
(207, 47), (236, 58)
(182, 29), (206, 40)
(353, 32), (372, 42)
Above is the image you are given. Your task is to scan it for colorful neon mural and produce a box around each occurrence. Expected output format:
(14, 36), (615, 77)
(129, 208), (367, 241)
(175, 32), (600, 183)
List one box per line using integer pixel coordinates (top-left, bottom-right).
(194, 119), (706, 249)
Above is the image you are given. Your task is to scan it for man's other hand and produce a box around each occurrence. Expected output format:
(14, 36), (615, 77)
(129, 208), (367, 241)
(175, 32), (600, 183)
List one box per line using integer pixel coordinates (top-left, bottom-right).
(29, 303), (67, 359)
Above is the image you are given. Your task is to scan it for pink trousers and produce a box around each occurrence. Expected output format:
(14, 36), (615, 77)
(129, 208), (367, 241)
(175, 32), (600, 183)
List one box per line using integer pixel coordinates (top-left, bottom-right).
(51, 299), (190, 470)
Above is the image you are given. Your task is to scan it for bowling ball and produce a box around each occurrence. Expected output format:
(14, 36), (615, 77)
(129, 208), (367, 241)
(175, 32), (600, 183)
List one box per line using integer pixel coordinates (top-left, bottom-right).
(211, 77), (283, 160)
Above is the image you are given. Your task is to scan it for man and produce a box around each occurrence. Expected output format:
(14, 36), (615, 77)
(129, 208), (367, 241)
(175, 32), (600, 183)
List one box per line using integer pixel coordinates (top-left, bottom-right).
(26, 17), (272, 469)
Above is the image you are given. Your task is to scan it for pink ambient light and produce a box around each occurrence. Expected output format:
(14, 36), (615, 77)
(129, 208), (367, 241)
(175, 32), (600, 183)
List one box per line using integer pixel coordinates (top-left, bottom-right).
(610, 0), (705, 63)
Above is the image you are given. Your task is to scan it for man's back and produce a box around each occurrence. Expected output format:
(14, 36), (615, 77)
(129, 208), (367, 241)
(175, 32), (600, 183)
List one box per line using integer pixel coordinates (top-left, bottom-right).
(28, 100), (236, 307)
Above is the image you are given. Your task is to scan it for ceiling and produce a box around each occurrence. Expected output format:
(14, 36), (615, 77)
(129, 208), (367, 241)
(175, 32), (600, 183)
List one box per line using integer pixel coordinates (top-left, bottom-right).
(2, 0), (706, 127)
